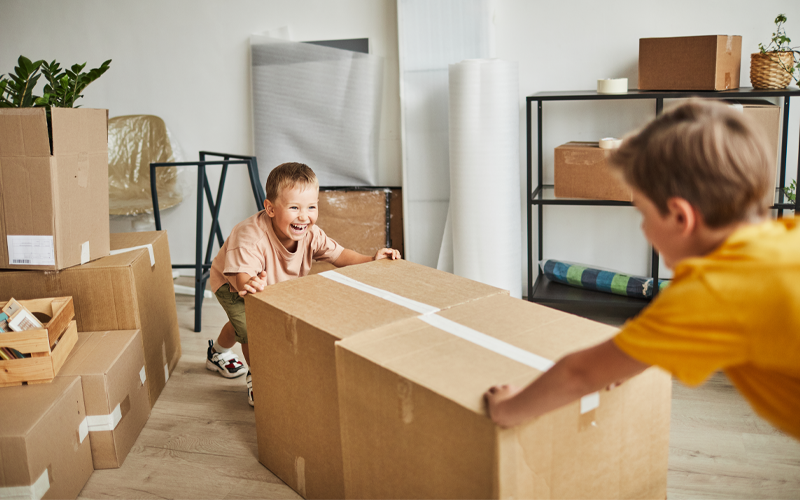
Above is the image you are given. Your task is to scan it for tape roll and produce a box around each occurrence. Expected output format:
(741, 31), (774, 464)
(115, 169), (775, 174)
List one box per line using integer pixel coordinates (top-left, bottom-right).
(597, 78), (628, 94)
(599, 137), (622, 150)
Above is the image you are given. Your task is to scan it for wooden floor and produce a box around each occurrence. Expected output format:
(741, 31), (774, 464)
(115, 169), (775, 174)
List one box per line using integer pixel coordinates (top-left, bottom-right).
(78, 286), (800, 499)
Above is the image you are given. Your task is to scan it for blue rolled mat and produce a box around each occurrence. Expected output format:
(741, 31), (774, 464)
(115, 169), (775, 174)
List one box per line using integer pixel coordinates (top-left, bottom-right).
(540, 259), (669, 299)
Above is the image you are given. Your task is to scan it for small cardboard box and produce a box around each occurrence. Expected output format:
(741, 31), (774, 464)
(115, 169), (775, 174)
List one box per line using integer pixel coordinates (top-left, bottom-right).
(0, 230), (181, 408)
(56, 330), (151, 469)
(245, 259), (507, 499)
(311, 188), (403, 275)
(0, 297), (78, 386)
(0, 376), (94, 499)
(726, 100), (781, 205)
(554, 142), (632, 201)
(0, 107), (110, 270)
(336, 294), (672, 499)
(639, 35), (742, 91)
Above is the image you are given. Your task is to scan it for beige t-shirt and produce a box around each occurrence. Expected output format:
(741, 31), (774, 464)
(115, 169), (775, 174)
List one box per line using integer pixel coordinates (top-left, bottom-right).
(209, 210), (344, 293)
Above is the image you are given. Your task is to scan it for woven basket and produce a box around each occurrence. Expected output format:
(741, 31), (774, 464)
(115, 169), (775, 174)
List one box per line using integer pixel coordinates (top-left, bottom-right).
(750, 52), (795, 89)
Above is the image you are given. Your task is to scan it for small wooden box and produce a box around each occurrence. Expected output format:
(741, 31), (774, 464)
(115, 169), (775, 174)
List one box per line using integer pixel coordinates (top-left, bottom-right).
(0, 297), (78, 387)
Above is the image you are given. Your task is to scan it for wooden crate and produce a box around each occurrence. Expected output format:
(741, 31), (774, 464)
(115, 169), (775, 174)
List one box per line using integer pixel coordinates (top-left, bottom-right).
(0, 297), (77, 387)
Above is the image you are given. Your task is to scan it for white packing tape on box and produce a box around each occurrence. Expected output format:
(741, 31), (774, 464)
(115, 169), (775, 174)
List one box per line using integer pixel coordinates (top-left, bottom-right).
(78, 418), (89, 443)
(80, 241), (90, 265)
(139, 366), (147, 385)
(0, 469), (49, 500)
(322, 270), (601, 414)
(164, 363), (170, 382)
(86, 403), (122, 432)
(597, 78), (628, 94)
(319, 271), (440, 315)
(109, 244), (155, 267)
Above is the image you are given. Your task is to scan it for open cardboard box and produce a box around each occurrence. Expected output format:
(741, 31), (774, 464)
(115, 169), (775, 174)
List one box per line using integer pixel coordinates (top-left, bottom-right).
(0, 108), (110, 270)
(0, 297), (78, 386)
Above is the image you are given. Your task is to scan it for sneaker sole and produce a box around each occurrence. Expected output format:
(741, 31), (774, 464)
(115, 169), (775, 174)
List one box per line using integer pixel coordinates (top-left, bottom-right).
(206, 358), (247, 379)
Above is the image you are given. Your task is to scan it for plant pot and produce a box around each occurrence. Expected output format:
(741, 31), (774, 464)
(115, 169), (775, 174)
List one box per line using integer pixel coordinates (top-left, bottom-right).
(750, 51), (795, 89)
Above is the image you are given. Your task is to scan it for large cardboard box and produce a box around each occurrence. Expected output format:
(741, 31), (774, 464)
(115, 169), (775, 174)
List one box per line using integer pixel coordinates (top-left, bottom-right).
(0, 108), (110, 270)
(554, 142), (632, 201)
(0, 230), (181, 408)
(311, 188), (403, 274)
(245, 259), (507, 499)
(639, 35), (742, 91)
(726, 100), (781, 205)
(0, 376), (94, 499)
(56, 330), (151, 469)
(337, 294), (672, 499)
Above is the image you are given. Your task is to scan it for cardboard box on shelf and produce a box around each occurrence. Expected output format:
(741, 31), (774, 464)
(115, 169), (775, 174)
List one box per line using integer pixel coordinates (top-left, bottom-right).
(0, 297), (78, 386)
(245, 259), (507, 499)
(310, 187), (403, 275)
(639, 35), (742, 91)
(0, 107), (110, 270)
(0, 231), (181, 408)
(725, 100), (781, 205)
(0, 376), (94, 499)
(56, 330), (151, 469)
(554, 142), (632, 202)
(336, 293), (671, 499)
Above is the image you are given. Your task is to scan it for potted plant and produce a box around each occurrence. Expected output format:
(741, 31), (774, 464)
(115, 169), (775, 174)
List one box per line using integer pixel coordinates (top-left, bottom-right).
(751, 14), (800, 89)
(785, 179), (797, 206)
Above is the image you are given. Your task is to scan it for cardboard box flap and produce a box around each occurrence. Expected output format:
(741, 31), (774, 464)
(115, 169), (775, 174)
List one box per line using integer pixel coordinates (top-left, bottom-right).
(0, 377), (82, 437)
(0, 108), (50, 157)
(51, 108), (108, 155)
(79, 248), (146, 269)
(109, 230), (164, 251)
(338, 295), (617, 414)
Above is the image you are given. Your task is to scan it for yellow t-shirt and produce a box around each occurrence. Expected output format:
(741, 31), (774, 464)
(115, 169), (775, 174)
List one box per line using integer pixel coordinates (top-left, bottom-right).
(614, 217), (800, 439)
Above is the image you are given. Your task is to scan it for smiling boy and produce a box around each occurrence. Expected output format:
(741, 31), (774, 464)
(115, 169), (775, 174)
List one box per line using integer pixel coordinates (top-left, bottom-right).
(485, 100), (800, 440)
(206, 162), (400, 405)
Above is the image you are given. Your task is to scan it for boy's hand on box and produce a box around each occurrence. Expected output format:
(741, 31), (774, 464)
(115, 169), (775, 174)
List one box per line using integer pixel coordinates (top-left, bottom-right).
(374, 248), (401, 261)
(238, 271), (268, 297)
(484, 384), (522, 428)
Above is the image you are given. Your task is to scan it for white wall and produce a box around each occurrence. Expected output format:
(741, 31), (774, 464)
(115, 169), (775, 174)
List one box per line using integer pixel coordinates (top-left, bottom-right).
(2, 0), (798, 296)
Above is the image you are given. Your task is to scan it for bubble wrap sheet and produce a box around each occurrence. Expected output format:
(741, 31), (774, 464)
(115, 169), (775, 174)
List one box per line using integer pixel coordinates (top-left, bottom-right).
(250, 36), (383, 186)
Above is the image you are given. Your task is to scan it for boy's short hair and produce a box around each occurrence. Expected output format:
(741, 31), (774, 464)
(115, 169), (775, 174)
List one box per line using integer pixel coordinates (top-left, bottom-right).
(609, 99), (773, 228)
(265, 162), (318, 202)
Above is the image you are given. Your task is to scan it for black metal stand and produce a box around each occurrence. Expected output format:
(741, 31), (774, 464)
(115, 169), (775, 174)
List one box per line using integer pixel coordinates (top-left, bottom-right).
(527, 87), (800, 311)
(150, 152), (264, 332)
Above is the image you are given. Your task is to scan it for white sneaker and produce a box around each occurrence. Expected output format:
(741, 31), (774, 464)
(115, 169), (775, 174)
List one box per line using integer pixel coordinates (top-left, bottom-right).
(246, 371), (254, 407)
(205, 340), (247, 379)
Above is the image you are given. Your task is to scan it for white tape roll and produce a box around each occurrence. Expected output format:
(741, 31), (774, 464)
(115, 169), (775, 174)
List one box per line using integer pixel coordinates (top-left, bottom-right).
(597, 78), (628, 94)
(599, 137), (623, 150)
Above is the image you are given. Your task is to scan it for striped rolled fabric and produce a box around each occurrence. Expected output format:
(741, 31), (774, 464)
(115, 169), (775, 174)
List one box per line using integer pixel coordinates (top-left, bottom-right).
(540, 260), (669, 299)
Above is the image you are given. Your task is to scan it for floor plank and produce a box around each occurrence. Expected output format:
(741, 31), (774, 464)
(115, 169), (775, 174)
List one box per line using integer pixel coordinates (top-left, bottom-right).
(77, 284), (800, 499)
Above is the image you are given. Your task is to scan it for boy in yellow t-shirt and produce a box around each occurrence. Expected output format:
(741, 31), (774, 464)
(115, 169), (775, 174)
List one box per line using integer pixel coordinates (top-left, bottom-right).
(206, 162), (400, 406)
(484, 99), (800, 440)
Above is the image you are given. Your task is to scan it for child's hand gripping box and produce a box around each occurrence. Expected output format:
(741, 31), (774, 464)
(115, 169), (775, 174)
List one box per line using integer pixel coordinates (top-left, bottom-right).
(245, 259), (508, 499)
(336, 294), (672, 499)
(0, 297), (78, 386)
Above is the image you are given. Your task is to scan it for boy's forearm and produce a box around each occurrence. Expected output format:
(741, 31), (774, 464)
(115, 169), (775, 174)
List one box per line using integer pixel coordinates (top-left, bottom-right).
(332, 249), (371, 267)
(233, 272), (254, 292)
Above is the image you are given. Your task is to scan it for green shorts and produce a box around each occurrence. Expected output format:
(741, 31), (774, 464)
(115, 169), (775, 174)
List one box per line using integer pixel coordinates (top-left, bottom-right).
(215, 283), (248, 344)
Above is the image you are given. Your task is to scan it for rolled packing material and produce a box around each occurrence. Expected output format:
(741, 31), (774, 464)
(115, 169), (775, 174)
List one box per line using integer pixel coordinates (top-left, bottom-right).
(448, 59), (521, 298)
(599, 137), (623, 149)
(597, 78), (628, 94)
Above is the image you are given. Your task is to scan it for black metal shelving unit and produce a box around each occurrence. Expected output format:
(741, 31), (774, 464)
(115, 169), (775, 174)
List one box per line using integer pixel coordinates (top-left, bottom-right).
(526, 87), (800, 310)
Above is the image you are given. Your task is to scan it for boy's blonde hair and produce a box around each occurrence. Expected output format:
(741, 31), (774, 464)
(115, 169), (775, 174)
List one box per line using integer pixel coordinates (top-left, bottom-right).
(609, 99), (772, 228)
(265, 162), (318, 202)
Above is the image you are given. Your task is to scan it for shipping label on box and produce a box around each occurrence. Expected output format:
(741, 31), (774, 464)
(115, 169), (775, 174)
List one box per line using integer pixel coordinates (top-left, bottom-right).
(554, 142), (632, 201)
(0, 376), (94, 500)
(0, 107), (110, 270)
(245, 259), (508, 499)
(0, 231), (181, 408)
(336, 293), (672, 499)
(638, 35), (742, 91)
(56, 330), (151, 469)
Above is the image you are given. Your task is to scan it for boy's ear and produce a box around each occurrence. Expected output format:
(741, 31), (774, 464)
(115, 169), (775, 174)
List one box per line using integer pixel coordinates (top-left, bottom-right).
(263, 199), (274, 217)
(666, 197), (699, 235)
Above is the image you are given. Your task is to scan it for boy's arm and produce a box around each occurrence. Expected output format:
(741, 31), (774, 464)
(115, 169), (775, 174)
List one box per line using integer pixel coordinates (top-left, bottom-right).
(231, 271), (268, 296)
(332, 248), (401, 268)
(484, 339), (649, 427)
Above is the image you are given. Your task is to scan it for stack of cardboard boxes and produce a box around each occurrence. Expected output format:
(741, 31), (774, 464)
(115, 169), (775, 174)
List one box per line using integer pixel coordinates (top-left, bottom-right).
(0, 108), (181, 499)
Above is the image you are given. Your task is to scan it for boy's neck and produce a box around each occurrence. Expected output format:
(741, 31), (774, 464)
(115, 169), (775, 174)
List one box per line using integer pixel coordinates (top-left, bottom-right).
(689, 214), (766, 260)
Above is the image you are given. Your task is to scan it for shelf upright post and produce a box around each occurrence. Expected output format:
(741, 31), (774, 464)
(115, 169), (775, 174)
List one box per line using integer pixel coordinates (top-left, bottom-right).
(778, 97), (792, 218)
(537, 99), (544, 296)
(526, 97), (534, 301)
